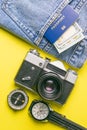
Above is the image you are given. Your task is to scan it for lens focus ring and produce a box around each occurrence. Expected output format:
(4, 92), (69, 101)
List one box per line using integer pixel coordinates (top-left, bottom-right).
(37, 73), (63, 101)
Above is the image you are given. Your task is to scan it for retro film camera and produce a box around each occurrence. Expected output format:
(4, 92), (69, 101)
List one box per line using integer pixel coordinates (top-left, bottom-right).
(15, 49), (77, 104)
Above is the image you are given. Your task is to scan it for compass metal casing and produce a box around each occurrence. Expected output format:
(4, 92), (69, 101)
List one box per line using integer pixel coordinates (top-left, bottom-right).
(7, 89), (29, 110)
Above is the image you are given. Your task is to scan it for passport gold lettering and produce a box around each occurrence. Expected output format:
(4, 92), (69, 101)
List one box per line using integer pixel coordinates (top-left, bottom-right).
(44, 5), (79, 43)
(51, 15), (65, 30)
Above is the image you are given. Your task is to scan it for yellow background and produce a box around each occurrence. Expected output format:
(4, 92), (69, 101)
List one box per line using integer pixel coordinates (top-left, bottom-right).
(0, 28), (87, 130)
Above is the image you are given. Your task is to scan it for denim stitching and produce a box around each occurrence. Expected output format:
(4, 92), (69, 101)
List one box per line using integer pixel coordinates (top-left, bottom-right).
(34, 0), (69, 45)
(2, 0), (69, 45)
(1, 0), (37, 42)
(68, 0), (87, 67)
(69, 0), (81, 9)
(44, 43), (53, 52)
(75, 0), (87, 12)
(1, 0), (87, 68)
(39, 39), (50, 49)
(68, 40), (87, 67)
(37, 0), (85, 53)
(69, 43), (84, 61)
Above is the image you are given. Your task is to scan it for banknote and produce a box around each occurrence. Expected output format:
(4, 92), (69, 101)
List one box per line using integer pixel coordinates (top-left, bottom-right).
(54, 22), (83, 48)
(44, 5), (79, 43)
(55, 32), (85, 53)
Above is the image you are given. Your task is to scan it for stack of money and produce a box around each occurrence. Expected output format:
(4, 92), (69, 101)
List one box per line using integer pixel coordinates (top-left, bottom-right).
(54, 22), (84, 53)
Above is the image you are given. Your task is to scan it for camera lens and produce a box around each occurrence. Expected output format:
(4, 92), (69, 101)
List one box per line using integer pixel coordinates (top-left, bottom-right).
(37, 73), (62, 100)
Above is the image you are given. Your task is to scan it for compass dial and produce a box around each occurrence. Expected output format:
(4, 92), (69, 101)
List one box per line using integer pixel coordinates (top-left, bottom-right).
(7, 89), (29, 110)
(30, 101), (50, 120)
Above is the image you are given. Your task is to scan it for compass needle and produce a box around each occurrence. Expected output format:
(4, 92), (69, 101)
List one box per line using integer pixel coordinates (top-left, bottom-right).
(7, 89), (29, 110)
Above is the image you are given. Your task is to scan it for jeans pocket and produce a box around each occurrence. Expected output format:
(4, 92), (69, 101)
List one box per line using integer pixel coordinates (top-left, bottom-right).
(2, 0), (69, 45)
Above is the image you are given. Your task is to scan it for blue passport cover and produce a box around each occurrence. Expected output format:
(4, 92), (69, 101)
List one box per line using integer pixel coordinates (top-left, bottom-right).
(44, 5), (79, 44)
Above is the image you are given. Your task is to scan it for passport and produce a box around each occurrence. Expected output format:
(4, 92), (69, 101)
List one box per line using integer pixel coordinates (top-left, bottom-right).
(44, 5), (79, 44)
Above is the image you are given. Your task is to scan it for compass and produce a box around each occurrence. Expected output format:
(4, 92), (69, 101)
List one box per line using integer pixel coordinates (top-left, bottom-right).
(29, 100), (86, 130)
(7, 89), (29, 110)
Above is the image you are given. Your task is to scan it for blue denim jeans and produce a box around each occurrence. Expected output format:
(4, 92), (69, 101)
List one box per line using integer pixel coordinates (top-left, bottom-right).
(1, 0), (87, 68)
